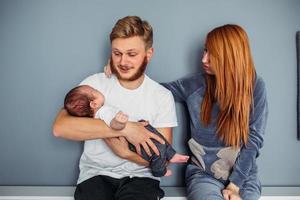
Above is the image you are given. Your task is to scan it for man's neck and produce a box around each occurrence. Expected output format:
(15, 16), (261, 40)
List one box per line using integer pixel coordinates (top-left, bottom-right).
(118, 74), (145, 90)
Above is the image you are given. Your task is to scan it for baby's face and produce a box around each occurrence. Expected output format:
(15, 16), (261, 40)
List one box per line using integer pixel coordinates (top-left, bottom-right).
(81, 85), (105, 110)
(91, 88), (105, 109)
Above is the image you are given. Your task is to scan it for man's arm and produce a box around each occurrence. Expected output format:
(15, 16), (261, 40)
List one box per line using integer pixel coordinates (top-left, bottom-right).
(105, 127), (173, 166)
(53, 109), (123, 141)
(126, 127), (173, 165)
(53, 109), (165, 151)
(119, 121), (165, 156)
(105, 137), (149, 166)
(156, 127), (172, 144)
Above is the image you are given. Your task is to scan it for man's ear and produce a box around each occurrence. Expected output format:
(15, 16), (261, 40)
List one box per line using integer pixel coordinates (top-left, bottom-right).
(146, 47), (154, 63)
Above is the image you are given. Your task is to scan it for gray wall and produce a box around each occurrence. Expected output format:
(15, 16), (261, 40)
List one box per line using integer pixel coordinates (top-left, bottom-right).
(0, 0), (299, 187)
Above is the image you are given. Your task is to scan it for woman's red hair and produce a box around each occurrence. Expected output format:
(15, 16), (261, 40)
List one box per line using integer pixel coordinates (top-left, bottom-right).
(201, 24), (256, 148)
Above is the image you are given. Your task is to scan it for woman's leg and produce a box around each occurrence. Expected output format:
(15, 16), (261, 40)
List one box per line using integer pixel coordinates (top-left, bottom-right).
(186, 164), (225, 200)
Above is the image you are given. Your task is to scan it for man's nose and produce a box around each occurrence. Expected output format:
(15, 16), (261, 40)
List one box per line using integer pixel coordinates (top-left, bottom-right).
(120, 55), (128, 66)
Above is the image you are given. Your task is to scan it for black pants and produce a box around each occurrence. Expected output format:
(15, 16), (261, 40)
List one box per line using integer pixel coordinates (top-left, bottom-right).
(74, 175), (164, 200)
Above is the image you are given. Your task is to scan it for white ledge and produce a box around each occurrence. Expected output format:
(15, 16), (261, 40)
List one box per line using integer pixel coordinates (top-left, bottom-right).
(0, 186), (299, 199)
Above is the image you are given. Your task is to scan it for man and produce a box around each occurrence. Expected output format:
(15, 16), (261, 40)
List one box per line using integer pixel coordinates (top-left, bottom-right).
(53, 16), (177, 200)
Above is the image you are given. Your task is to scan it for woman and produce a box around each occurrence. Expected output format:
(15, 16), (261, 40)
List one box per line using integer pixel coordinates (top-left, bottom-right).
(162, 24), (268, 200)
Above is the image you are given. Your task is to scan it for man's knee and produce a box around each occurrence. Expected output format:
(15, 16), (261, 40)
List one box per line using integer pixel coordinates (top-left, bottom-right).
(74, 176), (115, 200)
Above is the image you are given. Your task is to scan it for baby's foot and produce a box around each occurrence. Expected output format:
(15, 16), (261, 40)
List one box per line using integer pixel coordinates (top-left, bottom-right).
(169, 153), (189, 163)
(164, 169), (172, 177)
(115, 111), (128, 124)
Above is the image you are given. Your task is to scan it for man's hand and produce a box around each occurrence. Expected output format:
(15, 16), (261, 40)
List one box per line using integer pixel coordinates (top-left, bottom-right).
(104, 137), (131, 159)
(104, 136), (149, 166)
(222, 182), (242, 200)
(121, 121), (165, 157)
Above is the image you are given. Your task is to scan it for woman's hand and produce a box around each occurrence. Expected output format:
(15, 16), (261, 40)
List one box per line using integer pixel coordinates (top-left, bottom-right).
(222, 182), (241, 200)
(104, 59), (112, 78)
(222, 189), (242, 200)
(121, 121), (165, 157)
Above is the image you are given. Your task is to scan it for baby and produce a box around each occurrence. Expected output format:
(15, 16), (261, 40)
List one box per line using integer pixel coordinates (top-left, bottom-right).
(64, 85), (189, 177)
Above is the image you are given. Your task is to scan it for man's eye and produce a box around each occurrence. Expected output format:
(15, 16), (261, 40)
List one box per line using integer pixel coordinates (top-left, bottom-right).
(128, 54), (137, 57)
(113, 52), (121, 56)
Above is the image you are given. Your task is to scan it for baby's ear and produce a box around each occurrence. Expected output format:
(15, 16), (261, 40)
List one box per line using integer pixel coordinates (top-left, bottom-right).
(90, 100), (97, 109)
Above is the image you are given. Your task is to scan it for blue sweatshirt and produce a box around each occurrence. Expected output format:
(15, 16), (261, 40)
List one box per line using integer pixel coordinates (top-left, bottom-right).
(162, 73), (268, 188)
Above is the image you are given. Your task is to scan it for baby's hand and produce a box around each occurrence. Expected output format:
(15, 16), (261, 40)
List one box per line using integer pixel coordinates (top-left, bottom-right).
(110, 111), (128, 131)
(115, 111), (128, 124)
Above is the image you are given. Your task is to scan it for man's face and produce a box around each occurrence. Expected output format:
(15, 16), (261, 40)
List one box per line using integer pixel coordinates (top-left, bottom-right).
(111, 36), (153, 81)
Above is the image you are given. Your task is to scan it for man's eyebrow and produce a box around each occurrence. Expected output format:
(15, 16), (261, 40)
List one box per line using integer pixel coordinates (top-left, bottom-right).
(126, 49), (138, 52)
(112, 48), (138, 52)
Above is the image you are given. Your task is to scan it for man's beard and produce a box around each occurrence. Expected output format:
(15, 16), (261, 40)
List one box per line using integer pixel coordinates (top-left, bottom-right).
(110, 56), (148, 81)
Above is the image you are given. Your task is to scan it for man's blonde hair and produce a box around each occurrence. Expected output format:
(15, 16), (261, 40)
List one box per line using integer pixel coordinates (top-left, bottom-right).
(110, 16), (153, 49)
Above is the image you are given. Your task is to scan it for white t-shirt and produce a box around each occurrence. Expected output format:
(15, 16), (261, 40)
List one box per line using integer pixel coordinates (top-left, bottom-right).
(95, 104), (120, 127)
(77, 73), (178, 184)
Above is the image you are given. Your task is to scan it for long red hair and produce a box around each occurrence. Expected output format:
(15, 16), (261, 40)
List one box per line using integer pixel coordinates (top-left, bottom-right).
(201, 24), (256, 148)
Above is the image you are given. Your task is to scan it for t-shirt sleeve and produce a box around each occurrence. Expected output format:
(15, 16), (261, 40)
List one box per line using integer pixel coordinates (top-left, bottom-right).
(78, 73), (109, 95)
(79, 73), (102, 87)
(152, 90), (178, 128)
(79, 75), (94, 86)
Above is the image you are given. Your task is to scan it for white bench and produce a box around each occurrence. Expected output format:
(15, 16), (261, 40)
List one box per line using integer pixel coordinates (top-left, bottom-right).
(0, 187), (299, 200)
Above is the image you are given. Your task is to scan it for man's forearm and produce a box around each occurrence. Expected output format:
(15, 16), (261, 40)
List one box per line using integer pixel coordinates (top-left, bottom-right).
(126, 152), (149, 166)
(53, 109), (123, 141)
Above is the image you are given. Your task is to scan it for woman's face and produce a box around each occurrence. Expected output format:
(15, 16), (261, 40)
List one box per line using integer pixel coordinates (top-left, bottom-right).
(202, 48), (214, 75)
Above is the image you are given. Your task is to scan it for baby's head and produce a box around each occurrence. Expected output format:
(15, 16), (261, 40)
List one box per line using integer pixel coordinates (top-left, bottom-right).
(64, 85), (105, 117)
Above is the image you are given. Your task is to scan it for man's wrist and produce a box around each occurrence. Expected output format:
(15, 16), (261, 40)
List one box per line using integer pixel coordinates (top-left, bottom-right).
(127, 152), (149, 167)
(120, 121), (131, 137)
(105, 121), (125, 137)
(119, 149), (132, 159)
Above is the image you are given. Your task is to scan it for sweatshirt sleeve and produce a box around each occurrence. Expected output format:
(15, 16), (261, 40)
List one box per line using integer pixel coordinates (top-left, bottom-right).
(161, 79), (187, 103)
(161, 73), (204, 103)
(229, 77), (268, 188)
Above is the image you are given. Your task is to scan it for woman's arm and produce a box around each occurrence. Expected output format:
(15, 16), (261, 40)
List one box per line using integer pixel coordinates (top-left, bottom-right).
(161, 81), (186, 103)
(161, 73), (203, 103)
(228, 78), (268, 188)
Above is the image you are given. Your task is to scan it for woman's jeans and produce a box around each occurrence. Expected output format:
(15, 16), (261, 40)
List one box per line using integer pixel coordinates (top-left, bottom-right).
(185, 164), (261, 200)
